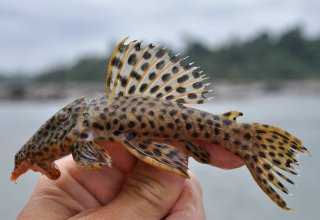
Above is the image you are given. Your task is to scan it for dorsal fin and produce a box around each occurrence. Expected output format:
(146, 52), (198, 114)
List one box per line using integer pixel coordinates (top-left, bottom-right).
(105, 38), (212, 104)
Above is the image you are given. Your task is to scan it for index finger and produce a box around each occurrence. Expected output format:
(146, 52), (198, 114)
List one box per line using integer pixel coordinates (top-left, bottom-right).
(194, 140), (244, 169)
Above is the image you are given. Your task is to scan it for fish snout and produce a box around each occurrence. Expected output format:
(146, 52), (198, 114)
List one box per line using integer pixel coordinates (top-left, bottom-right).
(11, 160), (61, 182)
(11, 159), (32, 182)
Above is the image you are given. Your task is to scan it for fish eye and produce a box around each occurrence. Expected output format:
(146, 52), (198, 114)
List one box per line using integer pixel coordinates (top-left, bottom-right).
(57, 109), (71, 122)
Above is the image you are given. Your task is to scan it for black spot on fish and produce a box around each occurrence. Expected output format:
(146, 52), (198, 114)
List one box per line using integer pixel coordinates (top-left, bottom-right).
(80, 133), (89, 139)
(223, 119), (232, 126)
(244, 133), (252, 140)
(162, 73), (171, 82)
(156, 60), (165, 70)
(192, 71), (200, 78)
(166, 151), (177, 159)
(141, 62), (149, 71)
(136, 115), (142, 121)
(143, 51), (151, 59)
(111, 57), (122, 68)
(149, 120), (156, 128)
(256, 130), (267, 134)
(130, 71), (141, 80)
(150, 85), (159, 94)
(106, 122), (111, 130)
(140, 123), (147, 129)
(100, 113), (106, 120)
(183, 64), (192, 70)
(166, 95), (174, 100)
(188, 93), (197, 99)
(192, 132), (199, 138)
(118, 125), (125, 131)
(172, 66), (179, 73)
(167, 122), (174, 129)
(156, 49), (165, 58)
(186, 123), (192, 130)
(121, 78), (128, 87)
(140, 84), (147, 92)
(93, 122), (104, 130)
(176, 98), (185, 103)
(170, 109), (177, 116)
(206, 119), (213, 126)
(182, 113), (188, 120)
(192, 82), (202, 89)
(158, 114), (164, 121)
(128, 54), (137, 65)
(176, 87), (186, 93)
(149, 72), (156, 80)
(128, 85), (136, 94)
(119, 114), (127, 120)
(177, 75), (189, 83)
(164, 86), (172, 92)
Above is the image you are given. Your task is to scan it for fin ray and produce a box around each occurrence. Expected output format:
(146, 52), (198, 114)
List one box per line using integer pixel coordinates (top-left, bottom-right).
(237, 123), (309, 210)
(72, 140), (112, 169)
(106, 38), (212, 104)
(119, 133), (189, 177)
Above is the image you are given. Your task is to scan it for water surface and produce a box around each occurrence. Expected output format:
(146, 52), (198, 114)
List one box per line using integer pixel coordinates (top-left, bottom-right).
(0, 94), (319, 219)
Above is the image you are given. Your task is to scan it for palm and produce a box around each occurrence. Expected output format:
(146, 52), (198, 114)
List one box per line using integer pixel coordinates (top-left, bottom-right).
(18, 143), (242, 219)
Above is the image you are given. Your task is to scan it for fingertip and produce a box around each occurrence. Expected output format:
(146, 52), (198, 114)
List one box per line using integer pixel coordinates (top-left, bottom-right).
(99, 141), (137, 173)
(188, 172), (203, 198)
(166, 171), (205, 219)
(207, 144), (244, 169)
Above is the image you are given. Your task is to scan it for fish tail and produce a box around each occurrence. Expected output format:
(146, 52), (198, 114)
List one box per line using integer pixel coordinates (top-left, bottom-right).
(235, 122), (310, 210)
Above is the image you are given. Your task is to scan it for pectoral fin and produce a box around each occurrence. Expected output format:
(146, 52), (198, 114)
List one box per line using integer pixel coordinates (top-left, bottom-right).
(119, 133), (189, 177)
(72, 140), (112, 169)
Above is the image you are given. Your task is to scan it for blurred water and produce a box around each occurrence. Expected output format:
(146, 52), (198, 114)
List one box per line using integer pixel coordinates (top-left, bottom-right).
(0, 94), (319, 219)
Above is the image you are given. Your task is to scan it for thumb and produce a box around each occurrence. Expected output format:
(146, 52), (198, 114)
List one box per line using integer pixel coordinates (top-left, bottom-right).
(75, 161), (186, 219)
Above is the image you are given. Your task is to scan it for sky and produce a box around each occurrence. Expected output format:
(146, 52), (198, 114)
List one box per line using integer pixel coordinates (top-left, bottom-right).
(0, 0), (319, 75)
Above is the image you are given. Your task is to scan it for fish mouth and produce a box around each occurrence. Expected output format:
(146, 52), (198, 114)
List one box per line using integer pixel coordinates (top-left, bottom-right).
(11, 160), (61, 182)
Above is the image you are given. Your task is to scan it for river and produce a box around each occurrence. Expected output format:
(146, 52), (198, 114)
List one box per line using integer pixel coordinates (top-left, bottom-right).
(0, 93), (319, 219)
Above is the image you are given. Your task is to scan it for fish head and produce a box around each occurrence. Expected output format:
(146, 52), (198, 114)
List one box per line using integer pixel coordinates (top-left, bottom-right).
(11, 96), (86, 181)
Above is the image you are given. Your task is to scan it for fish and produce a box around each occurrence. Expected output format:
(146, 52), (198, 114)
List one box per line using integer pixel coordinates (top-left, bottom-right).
(11, 37), (310, 210)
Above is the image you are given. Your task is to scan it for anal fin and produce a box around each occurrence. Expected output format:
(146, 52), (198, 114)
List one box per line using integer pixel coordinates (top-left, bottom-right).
(119, 133), (189, 177)
(72, 140), (112, 169)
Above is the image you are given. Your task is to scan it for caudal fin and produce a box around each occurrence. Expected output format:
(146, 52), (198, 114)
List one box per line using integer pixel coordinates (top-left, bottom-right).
(239, 123), (310, 210)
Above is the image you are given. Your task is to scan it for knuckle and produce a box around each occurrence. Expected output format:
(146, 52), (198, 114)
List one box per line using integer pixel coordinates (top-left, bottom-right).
(124, 171), (166, 209)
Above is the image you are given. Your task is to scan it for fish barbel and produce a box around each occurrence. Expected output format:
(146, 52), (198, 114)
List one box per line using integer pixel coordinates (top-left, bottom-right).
(11, 38), (310, 210)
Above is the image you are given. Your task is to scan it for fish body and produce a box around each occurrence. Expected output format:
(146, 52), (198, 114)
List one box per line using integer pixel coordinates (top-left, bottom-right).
(12, 38), (309, 210)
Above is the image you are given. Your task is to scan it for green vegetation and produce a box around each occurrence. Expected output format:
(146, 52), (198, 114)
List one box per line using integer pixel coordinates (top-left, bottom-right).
(185, 28), (320, 81)
(13, 28), (320, 82)
(37, 56), (108, 82)
(0, 74), (31, 84)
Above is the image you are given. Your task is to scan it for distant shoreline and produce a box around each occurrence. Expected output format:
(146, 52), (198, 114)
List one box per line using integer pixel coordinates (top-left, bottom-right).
(0, 80), (319, 102)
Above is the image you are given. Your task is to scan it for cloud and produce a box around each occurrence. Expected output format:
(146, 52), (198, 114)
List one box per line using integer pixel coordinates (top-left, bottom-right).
(0, 0), (319, 73)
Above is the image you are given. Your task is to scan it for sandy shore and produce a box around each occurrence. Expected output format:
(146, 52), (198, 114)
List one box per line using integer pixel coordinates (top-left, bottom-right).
(0, 80), (319, 101)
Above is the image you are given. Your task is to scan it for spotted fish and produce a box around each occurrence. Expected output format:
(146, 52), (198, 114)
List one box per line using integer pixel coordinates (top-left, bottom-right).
(11, 38), (310, 210)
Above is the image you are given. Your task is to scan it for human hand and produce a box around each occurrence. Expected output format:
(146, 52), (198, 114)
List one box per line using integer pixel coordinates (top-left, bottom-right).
(18, 143), (243, 219)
